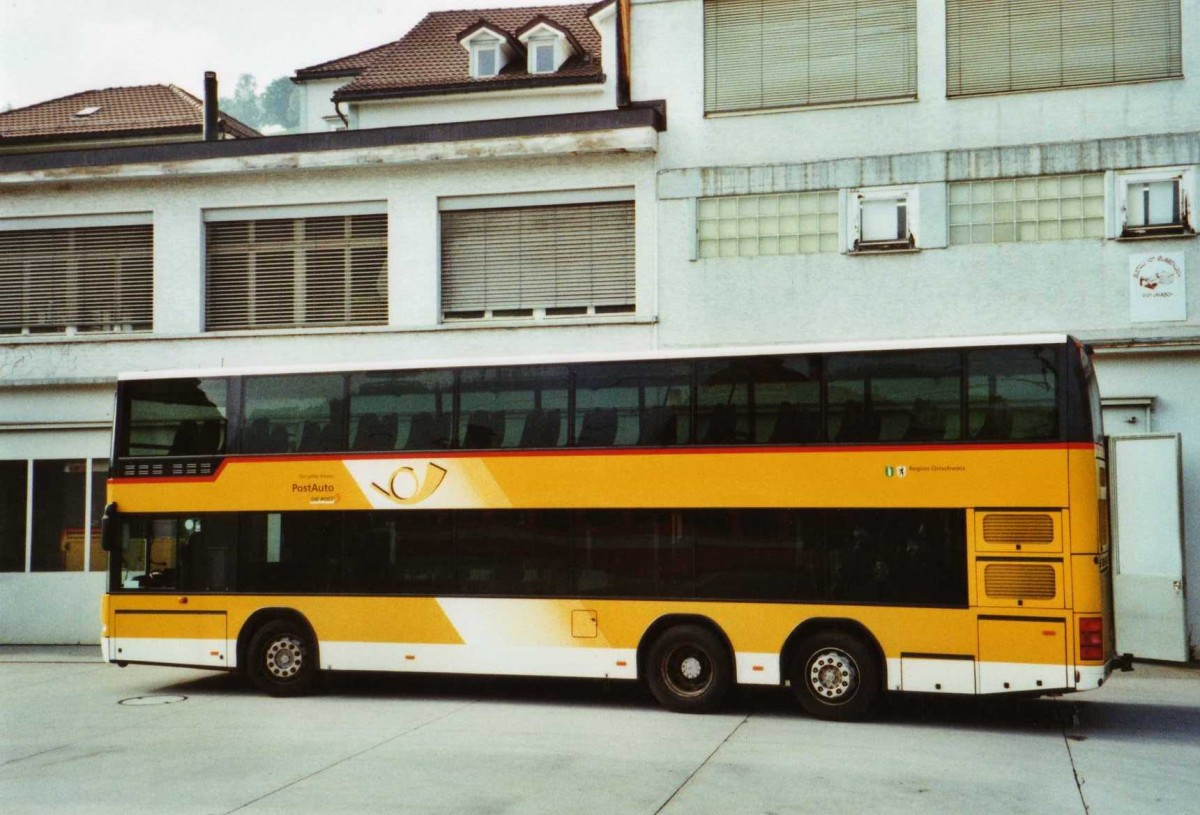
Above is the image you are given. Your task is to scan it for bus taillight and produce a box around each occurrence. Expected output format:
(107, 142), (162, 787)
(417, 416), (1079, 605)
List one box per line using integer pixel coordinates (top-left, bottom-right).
(1079, 617), (1104, 661)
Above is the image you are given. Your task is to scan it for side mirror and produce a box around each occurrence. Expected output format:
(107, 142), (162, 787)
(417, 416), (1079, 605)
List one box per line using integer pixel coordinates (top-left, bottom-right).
(100, 503), (119, 552)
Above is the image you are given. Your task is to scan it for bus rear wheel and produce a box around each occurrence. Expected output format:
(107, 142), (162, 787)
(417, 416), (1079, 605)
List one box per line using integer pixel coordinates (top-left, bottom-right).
(247, 619), (318, 697)
(646, 625), (732, 713)
(790, 630), (881, 721)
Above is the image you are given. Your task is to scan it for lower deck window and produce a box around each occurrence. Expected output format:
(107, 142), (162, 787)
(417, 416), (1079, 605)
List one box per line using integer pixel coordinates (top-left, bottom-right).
(114, 507), (967, 607)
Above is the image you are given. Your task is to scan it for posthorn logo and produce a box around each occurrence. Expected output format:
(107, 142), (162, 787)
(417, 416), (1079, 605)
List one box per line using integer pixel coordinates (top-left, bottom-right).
(371, 463), (448, 505)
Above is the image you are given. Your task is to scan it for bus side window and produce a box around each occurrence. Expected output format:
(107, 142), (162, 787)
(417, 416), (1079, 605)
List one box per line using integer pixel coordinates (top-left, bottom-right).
(968, 347), (1059, 441)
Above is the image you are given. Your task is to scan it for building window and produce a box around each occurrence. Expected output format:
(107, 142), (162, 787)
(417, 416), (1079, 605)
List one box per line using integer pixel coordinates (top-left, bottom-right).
(849, 187), (916, 252)
(205, 214), (387, 331)
(1117, 168), (1195, 238)
(0, 223), (152, 336)
(704, 0), (917, 114)
(949, 174), (1106, 244)
(0, 459), (108, 573)
(532, 39), (557, 74)
(698, 192), (839, 258)
(440, 200), (635, 321)
(472, 37), (501, 78)
(946, 0), (1183, 97)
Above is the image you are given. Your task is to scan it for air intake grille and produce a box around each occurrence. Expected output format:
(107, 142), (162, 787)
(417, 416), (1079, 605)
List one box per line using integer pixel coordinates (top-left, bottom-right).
(984, 564), (1057, 600)
(982, 513), (1055, 543)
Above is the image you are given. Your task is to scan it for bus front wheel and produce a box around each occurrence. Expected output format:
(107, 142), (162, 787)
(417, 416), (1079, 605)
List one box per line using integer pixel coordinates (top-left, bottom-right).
(247, 619), (318, 697)
(790, 631), (881, 721)
(646, 625), (732, 713)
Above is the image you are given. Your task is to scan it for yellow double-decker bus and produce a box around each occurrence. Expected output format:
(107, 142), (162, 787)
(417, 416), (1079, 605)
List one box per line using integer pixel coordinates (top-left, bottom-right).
(100, 334), (1122, 720)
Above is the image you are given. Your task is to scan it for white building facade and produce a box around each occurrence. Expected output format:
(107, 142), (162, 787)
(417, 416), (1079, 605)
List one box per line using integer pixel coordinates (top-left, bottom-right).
(1, 0), (1198, 657)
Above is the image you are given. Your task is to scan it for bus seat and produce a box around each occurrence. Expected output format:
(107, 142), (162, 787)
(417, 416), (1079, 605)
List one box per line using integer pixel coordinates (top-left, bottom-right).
(463, 410), (501, 449)
(836, 400), (881, 442)
(770, 402), (820, 444)
(299, 421), (325, 452)
(375, 412), (399, 450)
(406, 412), (451, 450)
(352, 414), (378, 450)
(577, 408), (618, 447)
(702, 405), (737, 444)
(974, 396), (1013, 441)
(197, 420), (223, 455)
(904, 399), (946, 441)
(523, 408), (562, 448)
(268, 423), (290, 453)
(244, 418), (270, 453)
(168, 421), (200, 456)
(639, 406), (678, 446)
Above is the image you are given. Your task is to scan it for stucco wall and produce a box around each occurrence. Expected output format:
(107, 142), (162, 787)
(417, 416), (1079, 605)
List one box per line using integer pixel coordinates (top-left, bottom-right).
(631, 0), (1200, 171)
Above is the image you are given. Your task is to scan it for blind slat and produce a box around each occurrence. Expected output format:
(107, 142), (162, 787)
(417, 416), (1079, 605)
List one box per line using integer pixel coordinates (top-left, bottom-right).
(947, 0), (1182, 97)
(0, 225), (153, 334)
(705, 0), (917, 114)
(442, 202), (635, 315)
(205, 214), (387, 331)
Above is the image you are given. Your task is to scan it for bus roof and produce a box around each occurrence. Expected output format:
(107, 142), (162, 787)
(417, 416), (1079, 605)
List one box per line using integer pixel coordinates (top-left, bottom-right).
(116, 333), (1074, 382)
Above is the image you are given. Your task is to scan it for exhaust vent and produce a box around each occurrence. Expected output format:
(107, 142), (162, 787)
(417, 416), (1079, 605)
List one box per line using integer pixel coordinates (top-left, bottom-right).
(984, 563), (1057, 600)
(982, 513), (1055, 544)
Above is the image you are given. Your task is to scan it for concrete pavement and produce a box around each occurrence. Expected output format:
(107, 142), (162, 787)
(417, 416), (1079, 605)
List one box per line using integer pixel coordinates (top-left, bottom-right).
(1, 648), (1197, 814)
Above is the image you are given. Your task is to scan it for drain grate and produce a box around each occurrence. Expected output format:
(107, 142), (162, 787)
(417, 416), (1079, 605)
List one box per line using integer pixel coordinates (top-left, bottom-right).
(118, 695), (188, 707)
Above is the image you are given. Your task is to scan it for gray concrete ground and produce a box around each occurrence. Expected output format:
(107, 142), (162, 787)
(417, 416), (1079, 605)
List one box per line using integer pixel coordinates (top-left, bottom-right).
(1, 647), (1198, 815)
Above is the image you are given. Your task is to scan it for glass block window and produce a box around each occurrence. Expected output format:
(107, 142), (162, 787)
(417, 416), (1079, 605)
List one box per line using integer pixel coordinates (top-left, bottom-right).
(948, 174), (1105, 245)
(698, 192), (840, 259)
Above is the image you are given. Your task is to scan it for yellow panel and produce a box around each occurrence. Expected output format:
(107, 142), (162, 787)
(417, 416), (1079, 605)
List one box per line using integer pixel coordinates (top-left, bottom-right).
(114, 610), (225, 640)
(979, 618), (1066, 666)
(112, 446), (1075, 513)
(1071, 555), (1103, 614)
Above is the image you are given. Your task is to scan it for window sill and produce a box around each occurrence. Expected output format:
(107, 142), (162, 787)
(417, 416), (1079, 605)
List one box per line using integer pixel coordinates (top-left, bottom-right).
(705, 95), (917, 119)
(1113, 230), (1195, 242)
(848, 247), (921, 256)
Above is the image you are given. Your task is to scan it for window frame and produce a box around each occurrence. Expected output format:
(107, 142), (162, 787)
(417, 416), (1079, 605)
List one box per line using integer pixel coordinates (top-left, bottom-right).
(847, 186), (919, 253)
(1115, 167), (1196, 239)
(471, 37), (502, 79)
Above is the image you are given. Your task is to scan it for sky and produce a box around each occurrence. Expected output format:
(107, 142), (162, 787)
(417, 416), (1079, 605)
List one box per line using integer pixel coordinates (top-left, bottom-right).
(0, 0), (547, 110)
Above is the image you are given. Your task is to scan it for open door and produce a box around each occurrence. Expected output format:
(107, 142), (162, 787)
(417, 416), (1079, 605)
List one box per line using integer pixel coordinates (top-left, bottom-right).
(1109, 434), (1189, 662)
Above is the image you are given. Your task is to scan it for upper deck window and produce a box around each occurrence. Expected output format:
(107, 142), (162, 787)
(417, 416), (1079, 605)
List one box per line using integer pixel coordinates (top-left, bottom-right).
(123, 378), (228, 458)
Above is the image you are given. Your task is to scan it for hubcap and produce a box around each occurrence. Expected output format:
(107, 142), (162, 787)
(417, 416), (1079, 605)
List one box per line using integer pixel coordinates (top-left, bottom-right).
(264, 636), (305, 680)
(662, 645), (712, 698)
(806, 648), (859, 705)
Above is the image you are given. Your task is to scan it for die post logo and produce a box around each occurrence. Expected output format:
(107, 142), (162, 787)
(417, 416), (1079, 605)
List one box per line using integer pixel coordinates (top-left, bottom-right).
(371, 463), (448, 505)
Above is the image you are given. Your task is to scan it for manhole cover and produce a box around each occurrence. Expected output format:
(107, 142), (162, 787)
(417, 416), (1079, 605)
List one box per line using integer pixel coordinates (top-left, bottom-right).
(118, 695), (188, 707)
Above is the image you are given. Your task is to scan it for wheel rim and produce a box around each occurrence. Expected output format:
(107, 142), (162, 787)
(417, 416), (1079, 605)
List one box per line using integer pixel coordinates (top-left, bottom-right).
(805, 647), (859, 705)
(264, 635), (306, 681)
(660, 644), (713, 698)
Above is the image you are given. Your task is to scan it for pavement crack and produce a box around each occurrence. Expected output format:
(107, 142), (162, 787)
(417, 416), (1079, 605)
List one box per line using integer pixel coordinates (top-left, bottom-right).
(654, 713), (749, 815)
(1060, 702), (1090, 815)
(219, 699), (479, 815)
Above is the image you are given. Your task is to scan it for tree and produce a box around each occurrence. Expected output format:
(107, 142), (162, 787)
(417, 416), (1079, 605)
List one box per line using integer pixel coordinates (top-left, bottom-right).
(219, 73), (262, 127)
(260, 76), (300, 132)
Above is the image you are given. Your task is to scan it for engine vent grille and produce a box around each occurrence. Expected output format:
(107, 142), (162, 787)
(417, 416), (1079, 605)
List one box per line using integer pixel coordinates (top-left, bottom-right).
(984, 564), (1057, 600)
(982, 513), (1055, 543)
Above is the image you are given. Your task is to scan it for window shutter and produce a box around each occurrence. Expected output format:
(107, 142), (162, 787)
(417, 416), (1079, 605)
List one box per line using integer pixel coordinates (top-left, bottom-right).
(0, 224), (152, 335)
(205, 214), (387, 331)
(704, 0), (917, 114)
(441, 202), (635, 317)
(947, 0), (1182, 97)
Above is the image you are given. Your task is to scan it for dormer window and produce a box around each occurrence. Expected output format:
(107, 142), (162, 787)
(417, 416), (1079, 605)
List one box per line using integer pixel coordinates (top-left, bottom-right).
(517, 18), (577, 75)
(531, 38), (556, 74)
(472, 36), (501, 78)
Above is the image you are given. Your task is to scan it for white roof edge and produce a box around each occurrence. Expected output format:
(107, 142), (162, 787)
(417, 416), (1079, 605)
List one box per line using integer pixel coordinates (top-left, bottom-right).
(117, 333), (1072, 382)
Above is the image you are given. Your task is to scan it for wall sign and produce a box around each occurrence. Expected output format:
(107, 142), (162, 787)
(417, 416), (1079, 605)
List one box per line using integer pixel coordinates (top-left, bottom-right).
(1130, 253), (1186, 323)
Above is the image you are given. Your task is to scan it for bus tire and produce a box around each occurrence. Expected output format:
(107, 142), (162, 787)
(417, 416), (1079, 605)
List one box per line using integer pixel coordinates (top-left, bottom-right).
(790, 630), (880, 721)
(646, 624), (732, 713)
(246, 619), (318, 697)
